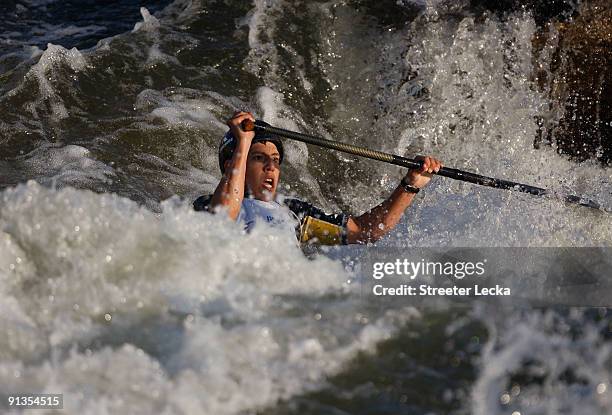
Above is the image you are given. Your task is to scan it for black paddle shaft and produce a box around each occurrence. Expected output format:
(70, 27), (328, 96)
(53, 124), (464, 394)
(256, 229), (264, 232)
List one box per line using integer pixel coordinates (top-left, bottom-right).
(242, 119), (605, 212)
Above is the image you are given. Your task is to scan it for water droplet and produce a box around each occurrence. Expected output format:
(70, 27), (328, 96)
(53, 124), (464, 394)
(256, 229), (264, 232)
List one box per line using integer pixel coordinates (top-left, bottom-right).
(597, 383), (607, 394)
(314, 313), (322, 320)
(500, 393), (511, 404)
(104, 313), (112, 321)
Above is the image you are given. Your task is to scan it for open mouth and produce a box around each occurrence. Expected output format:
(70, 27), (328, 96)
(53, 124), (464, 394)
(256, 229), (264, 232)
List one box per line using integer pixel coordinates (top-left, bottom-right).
(263, 178), (274, 190)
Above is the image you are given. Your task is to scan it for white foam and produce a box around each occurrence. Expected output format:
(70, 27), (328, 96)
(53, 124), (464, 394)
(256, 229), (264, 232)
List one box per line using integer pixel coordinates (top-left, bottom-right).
(245, 0), (271, 51)
(8, 43), (87, 120)
(133, 7), (161, 33)
(30, 43), (86, 78)
(136, 89), (227, 131)
(472, 308), (612, 414)
(243, 0), (300, 91)
(21, 144), (115, 188)
(0, 182), (414, 414)
(149, 99), (219, 129)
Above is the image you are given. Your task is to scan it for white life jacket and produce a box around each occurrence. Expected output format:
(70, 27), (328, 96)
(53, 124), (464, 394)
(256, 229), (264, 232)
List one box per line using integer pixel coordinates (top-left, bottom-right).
(236, 198), (299, 234)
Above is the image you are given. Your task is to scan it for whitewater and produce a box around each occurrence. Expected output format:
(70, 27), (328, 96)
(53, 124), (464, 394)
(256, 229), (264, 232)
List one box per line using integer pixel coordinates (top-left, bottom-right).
(0, 0), (610, 414)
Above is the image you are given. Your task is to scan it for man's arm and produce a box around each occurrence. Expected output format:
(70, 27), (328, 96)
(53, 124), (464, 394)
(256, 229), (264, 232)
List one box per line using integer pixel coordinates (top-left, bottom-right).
(210, 111), (254, 220)
(346, 156), (442, 244)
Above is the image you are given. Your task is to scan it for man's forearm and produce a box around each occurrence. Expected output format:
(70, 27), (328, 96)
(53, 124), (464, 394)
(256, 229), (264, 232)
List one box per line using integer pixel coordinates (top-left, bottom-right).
(347, 186), (416, 243)
(346, 155), (441, 244)
(210, 141), (250, 220)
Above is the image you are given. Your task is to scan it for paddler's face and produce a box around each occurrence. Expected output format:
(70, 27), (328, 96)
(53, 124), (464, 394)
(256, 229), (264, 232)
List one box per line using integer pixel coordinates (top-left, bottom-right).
(245, 141), (281, 201)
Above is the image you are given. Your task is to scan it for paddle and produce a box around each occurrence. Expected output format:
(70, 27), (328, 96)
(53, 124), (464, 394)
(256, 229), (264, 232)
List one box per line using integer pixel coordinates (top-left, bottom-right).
(242, 119), (608, 213)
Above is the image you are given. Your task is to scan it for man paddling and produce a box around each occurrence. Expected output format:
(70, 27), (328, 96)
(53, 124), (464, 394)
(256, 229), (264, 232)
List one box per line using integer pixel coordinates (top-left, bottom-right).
(194, 111), (442, 244)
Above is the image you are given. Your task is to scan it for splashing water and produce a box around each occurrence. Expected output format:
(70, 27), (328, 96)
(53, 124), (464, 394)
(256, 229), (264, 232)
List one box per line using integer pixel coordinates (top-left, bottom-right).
(0, 0), (610, 413)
